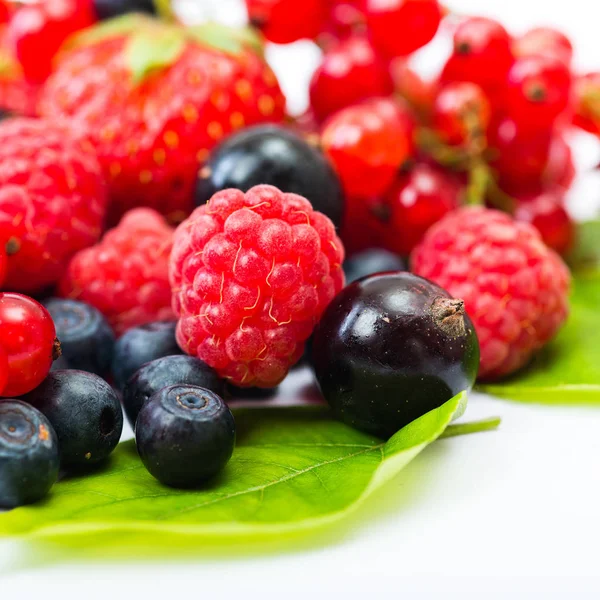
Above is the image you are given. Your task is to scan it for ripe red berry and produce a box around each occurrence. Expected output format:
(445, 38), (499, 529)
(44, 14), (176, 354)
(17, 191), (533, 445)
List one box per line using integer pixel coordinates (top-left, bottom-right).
(412, 207), (570, 380)
(0, 344), (8, 394)
(246, 0), (326, 44)
(321, 97), (415, 197)
(8, 0), (96, 83)
(514, 190), (575, 256)
(0, 1), (13, 25)
(573, 72), (600, 136)
(513, 27), (573, 66)
(170, 185), (345, 388)
(309, 36), (393, 122)
(0, 246), (6, 287)
(0, 293), (60, 397)
(384, 164), (461, 255)
(441, 17), (513, 96)
(505, 55), (571, 132)
(487, 116), (552, 190)
(365, 0), (442, 58)
(390, 59), (437, 113)
(321, 0), (365, 44)
(433, 81), (491, 145)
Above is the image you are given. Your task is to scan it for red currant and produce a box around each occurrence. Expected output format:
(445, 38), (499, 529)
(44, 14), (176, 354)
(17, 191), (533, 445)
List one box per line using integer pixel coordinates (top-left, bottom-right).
(514, 190), (574, 255)
(433, 81), (491, 146)
(390, 59), (436, 113)
(321, 97), (415, 197)
(441, 17), (514, 96)
(321, 0), (365, 45)
(0, 246), (7, 287)
(546, 135), (575, 191)
(384, 164), (461, 255)
(487, 116), (552, 191)
(513, 27), (573, 66)
(0, 293), (59, 397)
(8, 0), (96, 83)
(0, 344), (8, 394)
(340, 194), (390, 255)
(505, 55), (571, 132)
(246, 0), (327, 44)
(573, 72), (600, 136)
(365, 0), (441, 58)
(0, 0), (13, 25)
(309, 35), (393, 122)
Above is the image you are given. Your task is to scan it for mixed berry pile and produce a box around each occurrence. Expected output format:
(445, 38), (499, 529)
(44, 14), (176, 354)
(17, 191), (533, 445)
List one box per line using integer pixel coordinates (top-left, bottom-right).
(0, 0), (596, 505)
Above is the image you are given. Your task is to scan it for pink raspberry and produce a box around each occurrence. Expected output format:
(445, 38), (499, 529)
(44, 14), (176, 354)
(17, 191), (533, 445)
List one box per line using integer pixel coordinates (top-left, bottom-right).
(411, 207), (570, 380)
(60, 208), (175, 336)
(170, 185), (345, 388)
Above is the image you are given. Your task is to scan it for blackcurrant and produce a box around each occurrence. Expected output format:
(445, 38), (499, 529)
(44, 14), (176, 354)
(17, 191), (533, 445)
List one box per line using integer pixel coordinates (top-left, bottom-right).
(343, 249), (407, 284)
(0, 400), (60, 508)
(195, 125), (344, 227)
(93, 0), (156, 20)
(312, 272), (479, 438)
(136, 385), (235, 488)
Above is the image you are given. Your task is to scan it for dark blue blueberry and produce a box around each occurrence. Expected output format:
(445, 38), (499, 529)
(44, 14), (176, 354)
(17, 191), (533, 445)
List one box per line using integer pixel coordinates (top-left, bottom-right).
(343, 249), (407, 284)
(44, 298), (115, 376)
(122, 355), (224, 428)
(93, 0), (156, 20)
(0, 400), (60, 508)
(196, 125), (344, 227)
(111, 321), (182, 390)
(136, 385), (235, 488)
(22, 371), (123, 469)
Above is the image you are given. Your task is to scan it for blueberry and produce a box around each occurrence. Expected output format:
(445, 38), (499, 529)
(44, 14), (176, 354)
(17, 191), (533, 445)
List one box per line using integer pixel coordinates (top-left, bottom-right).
(0, 400), (60, 508)
(196, 125), (344, 227)
(343, 249), (407, 284)
(93, 0), (156, 20)
(136, 385), (235, 488)
(313, 272), (480, 438)
(123, 355), (224, 427)
(111, 321), (182, 390)
(22, 371), (124, 468)
(44, 298), (115, 376)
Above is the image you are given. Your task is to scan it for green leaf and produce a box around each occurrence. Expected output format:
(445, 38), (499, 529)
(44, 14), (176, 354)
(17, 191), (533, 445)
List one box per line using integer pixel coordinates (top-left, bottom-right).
(125, 30), (186, 85)
(479, 272), (600, 404)
(568, 220), (600, 272)
(0, 394), (480, 544)
(187, 22), (264, 57)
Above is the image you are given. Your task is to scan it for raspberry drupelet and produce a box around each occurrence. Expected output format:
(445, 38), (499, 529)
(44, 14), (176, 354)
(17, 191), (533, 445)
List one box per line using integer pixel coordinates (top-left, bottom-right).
(412, 207), (570, 380)
(170, 185), (345, 388)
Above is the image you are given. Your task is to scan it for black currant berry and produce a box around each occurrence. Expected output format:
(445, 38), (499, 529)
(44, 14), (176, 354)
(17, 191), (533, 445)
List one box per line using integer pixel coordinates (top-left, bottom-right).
(22, 370), (123, 468)
(93, 0), (156, 20)
(45, 298), (115, 377)
(122, 355), (224, 427)
(0, 400), (60, 508)
(111, 321), (182, 390)
(312, 272), (479, 438)
(195, 125), (344, 227)
(343, 249), (407, 284)
(136, 385), (235, 488)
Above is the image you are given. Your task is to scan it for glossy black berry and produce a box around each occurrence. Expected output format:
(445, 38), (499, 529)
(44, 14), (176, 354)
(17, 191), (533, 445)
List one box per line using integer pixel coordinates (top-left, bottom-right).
(22, 370), (123, 468)
(123, 355), (224, 428)
(196, 125), (344, 227)
(136, 385), (235, 488)
(0, 400), (60, 508)
(45, 298), (115, 376)
(343, 249), (407, 284)
(93, 0), (156, 20)
(313, 272), (479, 438)
(111, 321), (182, 390)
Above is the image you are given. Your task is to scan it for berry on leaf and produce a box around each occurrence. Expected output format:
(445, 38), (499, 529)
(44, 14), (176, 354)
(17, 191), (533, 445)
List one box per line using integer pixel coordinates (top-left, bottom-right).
(170, 185), (346, 388)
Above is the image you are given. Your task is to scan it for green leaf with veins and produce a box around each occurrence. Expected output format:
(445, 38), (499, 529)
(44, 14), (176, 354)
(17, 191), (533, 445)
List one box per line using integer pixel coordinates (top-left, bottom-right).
(479, 271), (600, 404)
(0, 393), (496, 544)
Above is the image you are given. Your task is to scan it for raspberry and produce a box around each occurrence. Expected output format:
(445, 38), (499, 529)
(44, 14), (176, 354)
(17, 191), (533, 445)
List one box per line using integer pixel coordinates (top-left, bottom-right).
(0, 118), (107, 293)
(60, 208), (175, 336)
(411, 207), (570, 380)
(170, 185), (345, 388)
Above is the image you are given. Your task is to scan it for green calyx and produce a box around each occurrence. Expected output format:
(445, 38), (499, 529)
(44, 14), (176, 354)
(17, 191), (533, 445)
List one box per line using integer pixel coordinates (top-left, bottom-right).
(65, 14), (265, 86)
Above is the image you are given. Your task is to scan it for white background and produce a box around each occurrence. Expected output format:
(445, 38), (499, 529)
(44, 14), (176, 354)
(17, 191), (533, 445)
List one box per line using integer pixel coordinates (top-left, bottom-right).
(2, 0), (600, 597)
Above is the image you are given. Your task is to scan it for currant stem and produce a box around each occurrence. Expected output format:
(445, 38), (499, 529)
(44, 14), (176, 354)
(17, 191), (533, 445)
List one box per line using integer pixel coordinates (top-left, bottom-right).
(440, 416), (502, 439)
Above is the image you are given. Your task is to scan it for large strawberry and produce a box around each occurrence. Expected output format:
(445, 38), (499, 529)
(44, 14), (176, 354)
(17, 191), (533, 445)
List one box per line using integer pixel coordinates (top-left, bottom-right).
(39, 15), (286, 223)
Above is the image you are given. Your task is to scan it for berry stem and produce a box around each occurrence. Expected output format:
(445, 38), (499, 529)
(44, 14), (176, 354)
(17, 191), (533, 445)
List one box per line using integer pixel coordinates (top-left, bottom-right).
(440, 416), (502, 439)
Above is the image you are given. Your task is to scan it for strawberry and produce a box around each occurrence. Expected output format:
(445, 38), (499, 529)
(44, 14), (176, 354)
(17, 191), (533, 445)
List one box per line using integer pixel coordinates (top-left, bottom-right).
(39, 15), (286, 224)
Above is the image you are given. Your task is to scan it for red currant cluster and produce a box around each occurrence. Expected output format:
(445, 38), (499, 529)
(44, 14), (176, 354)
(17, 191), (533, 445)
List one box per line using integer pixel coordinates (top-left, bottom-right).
(248, 1), (596, 258)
